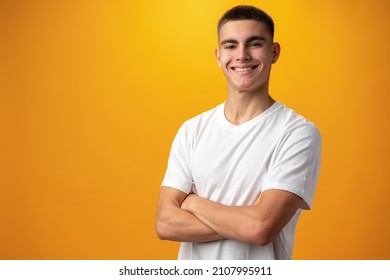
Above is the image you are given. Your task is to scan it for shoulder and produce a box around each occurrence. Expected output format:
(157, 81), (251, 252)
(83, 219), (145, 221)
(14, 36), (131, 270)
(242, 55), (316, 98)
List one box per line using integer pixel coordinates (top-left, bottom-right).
(173, 103), (223, 144)
(274, 102), (320, 136)
(268, 103), (322, 154)
(179, 103), (223, 133)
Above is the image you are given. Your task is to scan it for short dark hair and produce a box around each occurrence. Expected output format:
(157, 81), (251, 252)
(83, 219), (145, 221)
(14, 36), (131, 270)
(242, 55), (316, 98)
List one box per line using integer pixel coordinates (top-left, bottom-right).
(217, 5), (274, 39)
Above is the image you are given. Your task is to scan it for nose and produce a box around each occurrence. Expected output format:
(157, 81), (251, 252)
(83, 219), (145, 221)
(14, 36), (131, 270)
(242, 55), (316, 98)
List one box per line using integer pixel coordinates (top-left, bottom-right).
(236, 46), (251, 61)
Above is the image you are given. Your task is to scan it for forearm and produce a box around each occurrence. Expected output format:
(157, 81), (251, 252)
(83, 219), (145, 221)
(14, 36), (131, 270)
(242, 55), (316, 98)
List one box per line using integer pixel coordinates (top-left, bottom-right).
(156, 187), (223, 243)
(182, 196), (262, 244)
(156, 205), (223, 242)
(182, 191), (302, 246)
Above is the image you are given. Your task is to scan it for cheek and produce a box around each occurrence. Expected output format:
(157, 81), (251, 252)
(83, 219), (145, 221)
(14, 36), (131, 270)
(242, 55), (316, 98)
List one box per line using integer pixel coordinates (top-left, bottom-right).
(254, 48), (273, 62)
(218, 52), (232, 65)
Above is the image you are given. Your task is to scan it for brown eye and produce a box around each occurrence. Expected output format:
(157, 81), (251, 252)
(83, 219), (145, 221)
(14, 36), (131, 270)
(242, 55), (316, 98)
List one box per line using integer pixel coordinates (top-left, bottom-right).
(249, 42), (262, 47)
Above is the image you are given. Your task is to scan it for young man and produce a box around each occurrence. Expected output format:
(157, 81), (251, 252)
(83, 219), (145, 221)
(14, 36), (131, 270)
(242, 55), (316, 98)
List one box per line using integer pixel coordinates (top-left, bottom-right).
(156, 5), (321, 260)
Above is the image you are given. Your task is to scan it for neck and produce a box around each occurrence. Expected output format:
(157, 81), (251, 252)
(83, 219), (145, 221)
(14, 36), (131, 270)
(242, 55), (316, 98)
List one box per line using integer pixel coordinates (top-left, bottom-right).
(224, 88), (275, 126)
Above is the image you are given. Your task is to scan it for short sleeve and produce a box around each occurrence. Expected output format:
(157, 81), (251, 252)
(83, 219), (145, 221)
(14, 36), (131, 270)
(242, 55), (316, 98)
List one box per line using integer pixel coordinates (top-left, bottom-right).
(262, 124), (322, 209)
(161, 122), (194, 194)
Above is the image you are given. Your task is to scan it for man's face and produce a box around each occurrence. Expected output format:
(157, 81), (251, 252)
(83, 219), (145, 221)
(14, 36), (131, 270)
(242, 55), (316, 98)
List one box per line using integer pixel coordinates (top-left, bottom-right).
(216, 20), (280, 93)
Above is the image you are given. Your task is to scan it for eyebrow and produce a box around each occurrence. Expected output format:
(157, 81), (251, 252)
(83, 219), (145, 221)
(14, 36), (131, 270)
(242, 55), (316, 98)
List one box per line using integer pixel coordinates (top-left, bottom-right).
(220, 36), (267, 46)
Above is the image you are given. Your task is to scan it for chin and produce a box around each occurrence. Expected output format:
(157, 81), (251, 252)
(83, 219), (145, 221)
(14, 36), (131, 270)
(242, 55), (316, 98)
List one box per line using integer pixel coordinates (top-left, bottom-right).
(234, 83), (259, 92)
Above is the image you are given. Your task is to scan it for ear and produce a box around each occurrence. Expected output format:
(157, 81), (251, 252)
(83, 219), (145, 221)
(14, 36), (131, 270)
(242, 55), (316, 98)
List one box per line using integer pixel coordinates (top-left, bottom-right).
(272, 42), (281, 63)
(215, 48), (221, 68)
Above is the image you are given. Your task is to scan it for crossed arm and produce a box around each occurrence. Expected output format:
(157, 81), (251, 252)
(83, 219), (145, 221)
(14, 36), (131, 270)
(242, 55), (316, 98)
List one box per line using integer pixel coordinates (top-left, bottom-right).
(155, 186), (303, 246)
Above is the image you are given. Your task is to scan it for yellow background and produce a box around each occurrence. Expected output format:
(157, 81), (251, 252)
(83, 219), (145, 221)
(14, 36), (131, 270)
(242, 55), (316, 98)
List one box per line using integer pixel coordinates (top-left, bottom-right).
(1, 0), (389, 259)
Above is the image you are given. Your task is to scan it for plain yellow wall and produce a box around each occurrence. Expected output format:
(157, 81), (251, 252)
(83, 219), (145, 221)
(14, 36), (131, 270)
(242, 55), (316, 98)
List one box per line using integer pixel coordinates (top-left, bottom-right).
(1, 0), (389, 259)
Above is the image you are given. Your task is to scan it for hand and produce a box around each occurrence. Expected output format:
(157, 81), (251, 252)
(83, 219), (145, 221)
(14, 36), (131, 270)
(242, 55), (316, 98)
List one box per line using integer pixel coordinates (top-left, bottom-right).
(181, 193), (198, 211)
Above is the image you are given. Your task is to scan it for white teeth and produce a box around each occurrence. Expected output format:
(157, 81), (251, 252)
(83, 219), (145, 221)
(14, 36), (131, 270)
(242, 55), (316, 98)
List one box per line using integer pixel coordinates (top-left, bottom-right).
(234, 67), (255, 72)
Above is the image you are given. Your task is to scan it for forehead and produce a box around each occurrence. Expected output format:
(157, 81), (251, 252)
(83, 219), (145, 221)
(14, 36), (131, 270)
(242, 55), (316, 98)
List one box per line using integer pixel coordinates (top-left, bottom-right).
(218, 20), (271, 42)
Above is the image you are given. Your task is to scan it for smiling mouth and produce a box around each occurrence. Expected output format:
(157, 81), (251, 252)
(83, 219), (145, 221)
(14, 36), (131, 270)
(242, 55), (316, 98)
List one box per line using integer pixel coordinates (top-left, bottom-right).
(232, 66), (258, 73)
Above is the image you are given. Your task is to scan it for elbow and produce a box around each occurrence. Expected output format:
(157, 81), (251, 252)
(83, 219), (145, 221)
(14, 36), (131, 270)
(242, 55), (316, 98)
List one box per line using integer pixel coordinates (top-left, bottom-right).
(155, 220), (167, 240)
(246, 224), (276, 246)
(252, 236), (274, 247)
(155, 217), (172, 241)
(155, 225), (165, 241)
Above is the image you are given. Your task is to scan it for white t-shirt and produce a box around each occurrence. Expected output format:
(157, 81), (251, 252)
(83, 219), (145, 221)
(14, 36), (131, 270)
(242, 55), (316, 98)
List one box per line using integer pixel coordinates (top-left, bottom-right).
(162, 101), (322, 259)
